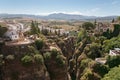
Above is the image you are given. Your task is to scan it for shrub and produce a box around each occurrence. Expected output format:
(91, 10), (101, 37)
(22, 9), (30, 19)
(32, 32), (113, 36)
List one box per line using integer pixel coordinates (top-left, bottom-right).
(34, 54), (43, 64)
(21, 55), (33, 66)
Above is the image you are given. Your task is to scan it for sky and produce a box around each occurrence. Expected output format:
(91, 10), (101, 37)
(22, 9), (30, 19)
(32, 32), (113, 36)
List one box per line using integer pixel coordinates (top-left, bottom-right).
(0, 0), (120, 16)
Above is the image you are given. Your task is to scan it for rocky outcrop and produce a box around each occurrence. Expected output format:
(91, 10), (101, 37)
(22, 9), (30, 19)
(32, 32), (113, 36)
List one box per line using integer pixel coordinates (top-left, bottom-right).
(1, 44), (50, 80)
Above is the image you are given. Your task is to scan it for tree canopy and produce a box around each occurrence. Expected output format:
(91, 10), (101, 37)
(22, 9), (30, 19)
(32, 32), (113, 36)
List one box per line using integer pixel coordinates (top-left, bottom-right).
(82, 22), (95, 30)
(102, 66), (120, 80)
(103, 35), (120, 52)
(30, 21), (40, 35)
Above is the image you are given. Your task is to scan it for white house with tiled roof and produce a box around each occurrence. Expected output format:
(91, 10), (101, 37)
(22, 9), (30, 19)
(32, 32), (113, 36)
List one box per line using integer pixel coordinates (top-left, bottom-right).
(5, 29), (19, 40)
(4, 23), (24, 41)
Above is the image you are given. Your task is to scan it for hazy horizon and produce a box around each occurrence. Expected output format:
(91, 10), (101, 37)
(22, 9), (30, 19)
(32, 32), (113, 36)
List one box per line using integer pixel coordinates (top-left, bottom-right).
(0, 0), (120, 16)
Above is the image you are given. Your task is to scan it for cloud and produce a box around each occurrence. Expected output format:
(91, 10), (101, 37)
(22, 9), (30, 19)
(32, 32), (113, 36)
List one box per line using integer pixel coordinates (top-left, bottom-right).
(36, 11), (83, 16)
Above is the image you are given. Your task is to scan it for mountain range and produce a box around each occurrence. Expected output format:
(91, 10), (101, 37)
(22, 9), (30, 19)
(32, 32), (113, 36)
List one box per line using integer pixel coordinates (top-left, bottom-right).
(0, 13), (118, 21)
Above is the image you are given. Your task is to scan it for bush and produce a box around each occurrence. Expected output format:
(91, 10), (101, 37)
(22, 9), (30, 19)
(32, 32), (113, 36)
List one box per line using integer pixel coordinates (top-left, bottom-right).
(44, 52), (51, 60)
(34, 54), (43, 64)
(21, 55), (33, 66)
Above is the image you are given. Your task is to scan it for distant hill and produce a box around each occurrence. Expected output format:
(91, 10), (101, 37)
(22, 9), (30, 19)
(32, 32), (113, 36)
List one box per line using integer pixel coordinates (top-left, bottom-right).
(45, 13), (96, 20)
(0, 13), (118, 21)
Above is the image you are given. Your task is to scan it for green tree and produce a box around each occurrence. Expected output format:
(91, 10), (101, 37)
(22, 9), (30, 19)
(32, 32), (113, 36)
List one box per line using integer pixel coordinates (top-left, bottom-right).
(102, 29), (112, 39)
(106, 56), (120, 68)
(56, 55), (66, 67)
(84, 42), (102, 59)
(44, 52), (51, 61)
(82, 22), (95, 30)
(35, 39), (44, 50)
(30, 21), (40, 35)
(102, 66), (120, 80)
(93, 63), (109, 77)
(77, 29), (87, 43)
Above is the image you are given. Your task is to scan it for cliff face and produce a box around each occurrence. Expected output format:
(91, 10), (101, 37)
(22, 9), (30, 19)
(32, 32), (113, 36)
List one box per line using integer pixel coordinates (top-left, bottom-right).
(44, 50), (70, 80)
(0, 41), (71, 80)
(3, 59), (50, 80)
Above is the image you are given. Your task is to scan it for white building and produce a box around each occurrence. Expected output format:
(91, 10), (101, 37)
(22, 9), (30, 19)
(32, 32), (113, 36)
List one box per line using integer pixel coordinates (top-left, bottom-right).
(5, 30), (19, 40)
(109, 48), (120, 56)
(4, 23), (24, 41)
